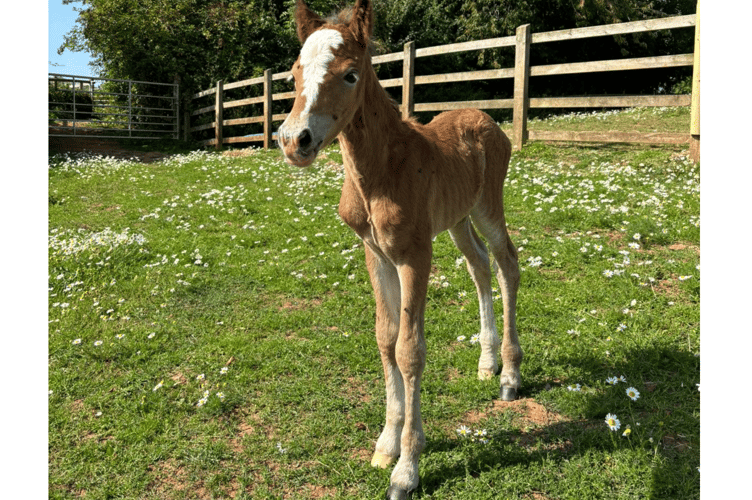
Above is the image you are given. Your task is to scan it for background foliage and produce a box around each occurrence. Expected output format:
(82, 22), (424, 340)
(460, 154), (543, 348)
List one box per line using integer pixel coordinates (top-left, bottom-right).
(61, 0), (697, 105)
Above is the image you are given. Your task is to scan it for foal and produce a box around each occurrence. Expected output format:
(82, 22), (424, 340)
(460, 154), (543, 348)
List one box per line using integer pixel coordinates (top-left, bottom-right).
(277, 1), (521, 497)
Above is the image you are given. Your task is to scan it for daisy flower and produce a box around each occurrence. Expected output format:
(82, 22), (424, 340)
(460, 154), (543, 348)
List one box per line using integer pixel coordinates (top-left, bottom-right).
(617, 375), (627, 383)
(147, 332), (156, 339)
(622, 426), (632, 437)
(116, 334), (125, 340)
(216, 392), (225, 401)
(567, 384), (582, 392)
(626, 387), (640, 401)
(456, 425), (471, 437)
(196, 373), (205, 381)
(220, 367), (229, 375)
(153, 380), (164, 391)
(456, 335), (466, 342)
(605, 413), (621, 431)
(72, 338), (82, 345)
(94, 340), (103, 347)
(470, 333), (480, 345)
(606, 376), (619, 385)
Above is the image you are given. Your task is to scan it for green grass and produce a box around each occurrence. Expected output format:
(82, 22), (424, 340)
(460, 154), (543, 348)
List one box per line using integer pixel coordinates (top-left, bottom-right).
(49, 107), (699, 499)
(503, 106), (692, 134)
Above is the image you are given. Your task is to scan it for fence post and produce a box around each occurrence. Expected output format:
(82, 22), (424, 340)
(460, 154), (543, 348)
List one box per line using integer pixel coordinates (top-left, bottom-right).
(183, 96), (191, 142)
(214, 80), (224, 150)
(402, 41), (416, 120)
(689, 0), (700, 163)
(72, 76), (77, 136)
(128, 81), (133, 138)
(513, 24), (531, 150)
(173, 75), (180, 140)
(263, 69), (273, 149)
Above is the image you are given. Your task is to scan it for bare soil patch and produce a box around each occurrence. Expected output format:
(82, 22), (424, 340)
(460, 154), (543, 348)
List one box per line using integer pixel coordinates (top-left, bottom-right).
(463, 398), (575, 453)
(277, 297), (324, 312)
(463, 398), (567, 428)
(147, 459), (190, 497)
(222, 148), (258, 158)
(668, 242), (700, 255)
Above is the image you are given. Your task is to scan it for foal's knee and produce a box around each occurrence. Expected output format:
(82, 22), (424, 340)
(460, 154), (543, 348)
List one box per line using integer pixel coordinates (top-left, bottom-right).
(395, 334), (426, 374)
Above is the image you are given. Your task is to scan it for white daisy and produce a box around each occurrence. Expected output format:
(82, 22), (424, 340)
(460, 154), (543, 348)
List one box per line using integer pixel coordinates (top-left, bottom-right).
(605, 413), (621, 431)
(626, 387), (640, 401)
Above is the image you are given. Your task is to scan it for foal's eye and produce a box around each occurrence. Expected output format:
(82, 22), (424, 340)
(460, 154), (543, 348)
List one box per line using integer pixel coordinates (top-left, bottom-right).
(344, 71), (359, 84)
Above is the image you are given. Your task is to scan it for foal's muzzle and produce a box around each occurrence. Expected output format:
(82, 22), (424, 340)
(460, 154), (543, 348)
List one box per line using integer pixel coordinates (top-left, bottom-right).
(278, 126), (323, 167)
(278, 113), (335, 167)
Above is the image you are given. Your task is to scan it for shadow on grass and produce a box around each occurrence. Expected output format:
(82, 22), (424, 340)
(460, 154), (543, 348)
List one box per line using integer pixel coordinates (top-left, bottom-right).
(414, 345), (699, 498)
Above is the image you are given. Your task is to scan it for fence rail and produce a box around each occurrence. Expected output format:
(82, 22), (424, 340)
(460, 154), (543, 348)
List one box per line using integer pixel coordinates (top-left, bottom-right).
(188, 6), (700, 160)
(49, 74), (180, 140)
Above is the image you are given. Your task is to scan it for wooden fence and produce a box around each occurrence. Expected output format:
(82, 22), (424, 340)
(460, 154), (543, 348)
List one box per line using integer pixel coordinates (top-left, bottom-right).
(188, 6), (700, 160)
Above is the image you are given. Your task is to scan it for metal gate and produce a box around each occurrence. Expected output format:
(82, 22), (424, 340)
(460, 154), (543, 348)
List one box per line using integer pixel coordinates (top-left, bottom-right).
(48, 74), (179, 140)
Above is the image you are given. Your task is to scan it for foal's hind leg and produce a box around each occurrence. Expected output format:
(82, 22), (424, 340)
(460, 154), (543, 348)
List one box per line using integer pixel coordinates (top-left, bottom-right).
(448, 217), (500, 380)
(471, 208), (522, 401)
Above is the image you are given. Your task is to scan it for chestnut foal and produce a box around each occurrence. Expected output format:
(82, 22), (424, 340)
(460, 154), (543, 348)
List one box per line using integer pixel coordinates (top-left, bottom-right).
(277, 1), (521, 497)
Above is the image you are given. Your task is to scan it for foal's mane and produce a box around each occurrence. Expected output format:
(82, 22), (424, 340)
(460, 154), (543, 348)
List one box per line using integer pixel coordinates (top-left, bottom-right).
(324, 6), (381, 57)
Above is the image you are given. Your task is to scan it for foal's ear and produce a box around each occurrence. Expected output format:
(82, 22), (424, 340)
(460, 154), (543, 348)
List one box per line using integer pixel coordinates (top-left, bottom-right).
(295, 0), (325, 44)
(349, 0), (373, 48)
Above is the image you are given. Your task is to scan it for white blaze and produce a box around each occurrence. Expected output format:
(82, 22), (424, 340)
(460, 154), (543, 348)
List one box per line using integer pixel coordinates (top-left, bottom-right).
(300, 29), (344, 115)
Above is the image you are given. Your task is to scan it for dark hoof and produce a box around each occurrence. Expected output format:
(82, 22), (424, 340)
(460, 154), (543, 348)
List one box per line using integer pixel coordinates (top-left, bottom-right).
(385, 485), (410, 500)
(500, 386), (517, 401)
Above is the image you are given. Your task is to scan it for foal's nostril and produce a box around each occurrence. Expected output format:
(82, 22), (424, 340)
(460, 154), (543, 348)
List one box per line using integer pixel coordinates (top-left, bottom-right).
(298, 129), (312, 149)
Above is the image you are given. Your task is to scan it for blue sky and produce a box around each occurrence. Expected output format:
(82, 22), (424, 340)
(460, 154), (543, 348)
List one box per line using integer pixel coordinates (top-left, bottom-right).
(49, 0), (97, 76)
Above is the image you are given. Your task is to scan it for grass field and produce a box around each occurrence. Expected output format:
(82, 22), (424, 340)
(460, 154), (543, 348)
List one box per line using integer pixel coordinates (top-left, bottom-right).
(48, 107), (700, 499)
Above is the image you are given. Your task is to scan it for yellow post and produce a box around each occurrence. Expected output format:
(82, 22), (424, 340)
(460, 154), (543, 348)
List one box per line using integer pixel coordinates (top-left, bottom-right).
(689, 0), (700, 163)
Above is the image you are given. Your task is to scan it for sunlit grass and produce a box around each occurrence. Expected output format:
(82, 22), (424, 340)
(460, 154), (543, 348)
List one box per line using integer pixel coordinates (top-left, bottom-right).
(502, 106), (691, 134)
(49, 107), (699, 499)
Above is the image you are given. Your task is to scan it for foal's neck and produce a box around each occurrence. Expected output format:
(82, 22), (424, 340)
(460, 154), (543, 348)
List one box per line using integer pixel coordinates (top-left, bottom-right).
(338, 60), (407, 181)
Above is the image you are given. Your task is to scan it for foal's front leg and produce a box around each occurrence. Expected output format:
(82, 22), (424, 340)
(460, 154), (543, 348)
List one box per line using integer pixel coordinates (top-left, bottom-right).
(386, 255), (430, 500)
(365, 246), (405, 469)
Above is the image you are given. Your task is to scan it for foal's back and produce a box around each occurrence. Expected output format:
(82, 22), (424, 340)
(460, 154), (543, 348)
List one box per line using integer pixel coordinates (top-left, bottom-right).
(410, 108), (512, 235)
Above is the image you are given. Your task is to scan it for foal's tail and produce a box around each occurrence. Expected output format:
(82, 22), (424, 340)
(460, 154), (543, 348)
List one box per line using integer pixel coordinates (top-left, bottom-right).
(473, 115), (519, 299)
(481, 116), (513, 203)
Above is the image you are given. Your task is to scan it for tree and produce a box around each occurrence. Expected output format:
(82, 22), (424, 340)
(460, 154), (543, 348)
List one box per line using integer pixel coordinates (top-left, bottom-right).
(59, 0), (697, 125)
(59, 0), (299, 95)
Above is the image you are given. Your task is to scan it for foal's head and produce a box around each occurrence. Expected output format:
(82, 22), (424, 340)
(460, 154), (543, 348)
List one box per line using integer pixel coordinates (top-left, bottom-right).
(278, 0), (373, 167)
